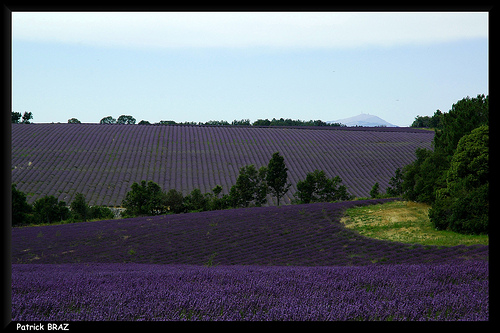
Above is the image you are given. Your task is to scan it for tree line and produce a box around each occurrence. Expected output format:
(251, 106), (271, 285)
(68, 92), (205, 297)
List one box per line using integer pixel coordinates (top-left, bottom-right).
(12, 94), (488, 235)
(402, 94), (488, 234)
(12, 152), (362, 226)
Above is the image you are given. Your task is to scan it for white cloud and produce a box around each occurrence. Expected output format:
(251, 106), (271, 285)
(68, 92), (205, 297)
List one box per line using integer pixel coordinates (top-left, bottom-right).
(12, 12), (488, 49)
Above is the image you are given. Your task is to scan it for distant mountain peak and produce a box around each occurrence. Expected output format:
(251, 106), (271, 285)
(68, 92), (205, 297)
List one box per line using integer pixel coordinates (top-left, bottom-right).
(328, 114), (397, 127)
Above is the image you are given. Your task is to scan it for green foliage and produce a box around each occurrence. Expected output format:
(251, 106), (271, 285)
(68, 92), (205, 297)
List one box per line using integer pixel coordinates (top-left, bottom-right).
(21, 112), (33, 124)
(266, 152), (291, 206)
(230, 165), (268, 207)
(32, 195), (70, 224)
(12, 112), (22, 124)
(401, 148), (449, 204)
(12, 184), (32, 226)
(68, 118), (81, 124)
(165, 189), (184, 214)
(429, 125), (489, 234)
(370, 182), (380, 198)
(410, 109), (444, 128)
(184, 188), (209, 212)
(386, 168), (404, 197)
(100, 116), (116, 124)
(433, 94), (488, 156)
(89, 206), (115, 220)
(294, 170), (352, 204)
(122, 181), (168, 217)
(117, 115), (136, 125)
(12, 111), (33, 124)
(70, 193), (90, 222)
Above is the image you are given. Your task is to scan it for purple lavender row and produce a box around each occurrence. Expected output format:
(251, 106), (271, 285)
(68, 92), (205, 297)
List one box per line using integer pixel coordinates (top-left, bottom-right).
(12, 260), (488, 321)
(12, 199), (488, 266)
(12, 124), (434, 206)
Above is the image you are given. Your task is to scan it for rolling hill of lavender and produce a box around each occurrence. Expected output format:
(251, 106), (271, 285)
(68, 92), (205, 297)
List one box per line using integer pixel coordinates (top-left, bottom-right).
(12, 123), (433, 206)
(11, 199), (489, 321)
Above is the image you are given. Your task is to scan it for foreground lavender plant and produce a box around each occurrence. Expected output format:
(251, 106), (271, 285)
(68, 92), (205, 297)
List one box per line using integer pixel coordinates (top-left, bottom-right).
(12, 261), (488, 321)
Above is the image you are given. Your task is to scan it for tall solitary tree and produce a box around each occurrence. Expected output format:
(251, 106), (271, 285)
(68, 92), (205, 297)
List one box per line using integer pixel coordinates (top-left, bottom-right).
(266, 152), (291, 206)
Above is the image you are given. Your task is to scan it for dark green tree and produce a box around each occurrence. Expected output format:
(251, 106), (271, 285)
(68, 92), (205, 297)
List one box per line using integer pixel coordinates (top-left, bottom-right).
(370, 182), (380, 198)
(21, 112), (33, 124)
(11, 112), (22, 124)
(70, 192), (90, 221)
(266, 152), (290, 206)
(100, 116), (116, 124)
(184, 188), (209, 212)
(429, 125), (488, 234)
(433, 94), (488, 156)
(68, 118), (81, 124)
(386, 168), (404, 197)
(122, 181), (167, 217)
(117, 115), (136, 125)
(32, 196), (69, 224)
(89, 206), (115, 220)
(12, 184), (32, 226)
(294, 170), (352, 204)
(165, 189), (184, 214)
(229, 165), (268, 207)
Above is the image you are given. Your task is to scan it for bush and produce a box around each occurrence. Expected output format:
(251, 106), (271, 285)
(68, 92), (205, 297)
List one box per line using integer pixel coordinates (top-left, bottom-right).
(32, 195), (70, 224)
(370, 182), (380, 198)
(122, 181), (168, 217)
(294, 170), (352, 204)
(428, 125), (488, 234)
(89, 206), (115, 220)
(12, 184), (32, 226)
(165, 189), (184, 214)
(70, 192), (90, 222)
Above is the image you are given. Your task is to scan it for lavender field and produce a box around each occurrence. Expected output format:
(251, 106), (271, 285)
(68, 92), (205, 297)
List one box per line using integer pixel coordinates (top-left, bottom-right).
(12, 261), (488, 321)
(12, 124), (434, 206)
(11, 200), (489, 321)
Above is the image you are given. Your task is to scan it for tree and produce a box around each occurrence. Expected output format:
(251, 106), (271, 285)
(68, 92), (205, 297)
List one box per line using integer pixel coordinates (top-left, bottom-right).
(433, 94), (488, 156)
(370, 182), (380, 198)
(266, 152), (291, 206)
(12, 112), (22, 124)
(68, 118), (81, 124)
(429, 125), (488, 234)
(100, 116), (116, 124)
(138, 120), (151, 125)
(122, 181), (168, 217)
(229, 165), (268, 207)
(184, 188), (209, 212)
(117, 115), (136, 125)
(32, 195), (69, 224)
(294, 170), (352, 204)
(386, 168), (404, 197)
(165, 189), (184, 214)
(70, 192), (90, 221)
(21, 112), (33, 124)
(12, 184), (32, 226)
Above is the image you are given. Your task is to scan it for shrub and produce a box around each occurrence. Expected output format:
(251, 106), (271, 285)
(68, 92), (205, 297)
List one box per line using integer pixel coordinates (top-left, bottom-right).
(294, 170), (352, 204)
(32, 195), (70, 224)
(12, 184), (32, 226)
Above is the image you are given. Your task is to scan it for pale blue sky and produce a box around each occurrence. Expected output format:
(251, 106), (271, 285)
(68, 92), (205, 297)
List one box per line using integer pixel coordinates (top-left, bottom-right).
(12, 12), (488, 126)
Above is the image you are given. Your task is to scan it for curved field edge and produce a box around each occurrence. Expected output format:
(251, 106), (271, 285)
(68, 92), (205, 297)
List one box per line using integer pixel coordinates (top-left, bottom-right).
(12, 261), (488, 321)
(12, 123), (434, 206)
(12, 199), (488, 266)
(341, 201), (489, 246)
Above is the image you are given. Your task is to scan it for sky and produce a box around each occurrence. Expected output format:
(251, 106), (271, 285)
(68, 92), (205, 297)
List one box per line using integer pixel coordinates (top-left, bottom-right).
(11, 11), (488, 126)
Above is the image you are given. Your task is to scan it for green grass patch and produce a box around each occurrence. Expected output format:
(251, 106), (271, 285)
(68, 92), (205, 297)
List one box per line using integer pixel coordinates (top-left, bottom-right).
(341, 200), (488, 246)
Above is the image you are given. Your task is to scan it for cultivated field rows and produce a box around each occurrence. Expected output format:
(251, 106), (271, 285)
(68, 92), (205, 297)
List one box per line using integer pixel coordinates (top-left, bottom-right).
(12, 124), (434, 206)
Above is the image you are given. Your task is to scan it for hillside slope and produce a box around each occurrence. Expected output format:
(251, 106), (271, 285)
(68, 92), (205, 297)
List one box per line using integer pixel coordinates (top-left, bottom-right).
(12, 199), (488, 266)
(12, 124), (433, 206)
